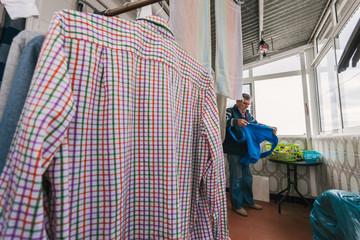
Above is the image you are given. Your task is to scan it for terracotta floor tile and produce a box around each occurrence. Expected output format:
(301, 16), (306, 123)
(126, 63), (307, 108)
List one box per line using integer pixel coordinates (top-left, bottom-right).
(229, 232), (255, 240)
(226, 193), (313, 240)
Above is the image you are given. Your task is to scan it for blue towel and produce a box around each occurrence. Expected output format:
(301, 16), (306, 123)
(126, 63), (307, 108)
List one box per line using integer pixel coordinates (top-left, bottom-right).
(229, 123), (278, 165)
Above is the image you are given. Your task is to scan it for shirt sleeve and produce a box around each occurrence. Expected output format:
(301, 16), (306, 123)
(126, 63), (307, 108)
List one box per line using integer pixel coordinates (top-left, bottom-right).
(225, 108), (232, 127)
(199, 83), (229, 239)
(0, 13), (74, 239)
(225, 108), (244, 141)
(225, 108), (241, 127)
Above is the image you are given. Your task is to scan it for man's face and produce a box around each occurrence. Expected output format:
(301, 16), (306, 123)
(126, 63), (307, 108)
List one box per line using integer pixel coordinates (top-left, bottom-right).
(236, 99), (251, 111)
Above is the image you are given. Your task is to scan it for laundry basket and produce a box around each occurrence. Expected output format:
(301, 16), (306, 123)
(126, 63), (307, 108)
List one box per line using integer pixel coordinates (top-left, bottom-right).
(266, 143), (299, 162)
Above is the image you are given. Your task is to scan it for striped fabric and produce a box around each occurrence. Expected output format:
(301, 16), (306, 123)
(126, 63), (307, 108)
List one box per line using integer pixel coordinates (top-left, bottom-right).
(215, 0), (243, 99)
(169, 0), (212, 73)
(0, 10), (229, 239)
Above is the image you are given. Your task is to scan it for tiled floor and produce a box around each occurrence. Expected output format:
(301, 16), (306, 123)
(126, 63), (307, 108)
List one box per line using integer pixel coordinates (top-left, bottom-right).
(226, 193), (314, 240)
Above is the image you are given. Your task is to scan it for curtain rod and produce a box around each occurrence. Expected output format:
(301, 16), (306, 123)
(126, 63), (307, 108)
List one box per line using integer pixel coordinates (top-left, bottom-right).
(78, 0), (100, 12)
(98, 0), (163, 16)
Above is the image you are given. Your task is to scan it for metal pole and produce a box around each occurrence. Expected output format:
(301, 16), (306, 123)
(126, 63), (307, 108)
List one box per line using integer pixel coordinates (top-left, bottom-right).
(102, 0), (163, 16)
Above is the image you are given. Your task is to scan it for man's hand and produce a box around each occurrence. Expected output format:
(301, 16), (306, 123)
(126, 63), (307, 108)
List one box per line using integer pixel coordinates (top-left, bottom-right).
(271, 127), (278, 135)
(237, 119), (249, 127)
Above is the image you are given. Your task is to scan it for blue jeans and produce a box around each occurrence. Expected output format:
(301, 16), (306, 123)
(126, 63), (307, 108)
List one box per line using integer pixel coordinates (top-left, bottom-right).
(227, 154), (254, 209)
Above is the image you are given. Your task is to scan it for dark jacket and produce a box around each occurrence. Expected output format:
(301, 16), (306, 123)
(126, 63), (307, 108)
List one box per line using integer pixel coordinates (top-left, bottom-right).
(223, 104), (258, 156)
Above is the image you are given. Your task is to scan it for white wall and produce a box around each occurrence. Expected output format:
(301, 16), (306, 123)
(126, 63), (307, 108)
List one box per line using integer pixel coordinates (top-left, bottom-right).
(26, 0), (75, 32)
(24, 0), (153, 32)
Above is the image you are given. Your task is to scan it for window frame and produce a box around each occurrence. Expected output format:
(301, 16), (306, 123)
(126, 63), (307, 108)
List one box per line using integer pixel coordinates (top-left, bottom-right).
(312, 1), (360, 135)
(314, 45), (343, 134)
(243, 51), (310, 137)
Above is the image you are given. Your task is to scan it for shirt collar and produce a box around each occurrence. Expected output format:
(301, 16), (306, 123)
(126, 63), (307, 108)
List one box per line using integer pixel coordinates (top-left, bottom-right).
(238, 108), (246, 115)
(136, 16), (174, 40)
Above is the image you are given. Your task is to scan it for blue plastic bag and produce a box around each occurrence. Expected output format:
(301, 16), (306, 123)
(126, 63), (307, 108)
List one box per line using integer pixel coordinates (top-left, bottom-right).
(310, 189), (360, 240)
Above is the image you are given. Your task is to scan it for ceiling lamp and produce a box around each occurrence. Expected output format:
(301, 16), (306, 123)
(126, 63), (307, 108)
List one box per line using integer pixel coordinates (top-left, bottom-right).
(257, 38), (269, 57)
(233, 0), (245, 4)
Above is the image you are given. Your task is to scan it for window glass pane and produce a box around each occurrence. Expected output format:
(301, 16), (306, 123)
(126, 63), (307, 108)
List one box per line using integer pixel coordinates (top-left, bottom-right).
(243, 69), (249, 78)
(242, 83), (251, 95)
(226, 84), (251, 108)
(254, 76), (306, 135)
(317, 49), (338, 94)
(316, 48), (341, 132)
(318, 91), (341, 131)
(339, 65), (360, 128)
(253, 55), (300, 76)
(226, 99), (236, 109)
(335, 6), (360, 63)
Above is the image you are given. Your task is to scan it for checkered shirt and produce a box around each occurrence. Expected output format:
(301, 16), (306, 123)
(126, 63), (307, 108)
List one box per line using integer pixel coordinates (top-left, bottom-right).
(0, 10), (229, 239)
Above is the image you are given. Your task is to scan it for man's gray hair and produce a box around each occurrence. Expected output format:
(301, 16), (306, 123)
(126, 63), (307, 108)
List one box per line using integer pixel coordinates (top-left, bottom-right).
(242, 93), (252, 101)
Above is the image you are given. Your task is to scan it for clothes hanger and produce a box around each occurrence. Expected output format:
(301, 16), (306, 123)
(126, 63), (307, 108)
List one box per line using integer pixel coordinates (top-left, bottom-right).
(155, 3), (163, 16)
(123, 1), (141, 19)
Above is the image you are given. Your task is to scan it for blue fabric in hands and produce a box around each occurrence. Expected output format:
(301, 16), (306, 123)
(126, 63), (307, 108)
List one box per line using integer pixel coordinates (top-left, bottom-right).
(228, 125), (246, 143)
(238, 123), (278, 165)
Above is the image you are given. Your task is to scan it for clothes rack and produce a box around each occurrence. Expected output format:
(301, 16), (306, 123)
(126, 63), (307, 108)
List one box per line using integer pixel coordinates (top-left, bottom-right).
(78, 0), (100, 12)
(98, 0), (163, 16)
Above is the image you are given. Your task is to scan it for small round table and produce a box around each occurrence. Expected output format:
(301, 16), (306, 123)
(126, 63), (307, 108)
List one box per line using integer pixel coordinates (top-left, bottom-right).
(268, 158), (320, 214)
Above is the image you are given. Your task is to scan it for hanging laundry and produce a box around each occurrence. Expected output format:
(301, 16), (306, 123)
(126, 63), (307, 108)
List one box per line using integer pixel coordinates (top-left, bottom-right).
(0, 0), (39, 20)
(0, 10), (229, 239)
(0, 30), (44, 120)
(0, 11), (25, 85)
(0, 5), (5, 40)
(215, 0), (243, 99)
(0, 34), (45, 174)
(169, 0), (212, 73)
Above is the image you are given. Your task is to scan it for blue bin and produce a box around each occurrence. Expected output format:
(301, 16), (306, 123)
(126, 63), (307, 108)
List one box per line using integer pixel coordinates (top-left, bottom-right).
(302, 150), (320, 163)
(310, 190), (360, 240)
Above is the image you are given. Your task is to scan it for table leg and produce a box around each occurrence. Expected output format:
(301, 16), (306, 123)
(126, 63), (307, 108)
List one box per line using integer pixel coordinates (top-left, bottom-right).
(293, 166), (312, 207)
(277, 165), (293, 214)
(268, 159), (318, 215)
(276, 187), (289, 196)
(278, 185), (291, 214)
(275, 187), (289, 202)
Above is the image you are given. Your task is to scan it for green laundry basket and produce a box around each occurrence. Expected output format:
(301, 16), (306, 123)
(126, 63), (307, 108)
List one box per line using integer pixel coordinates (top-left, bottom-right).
(266, 143), (299, 162)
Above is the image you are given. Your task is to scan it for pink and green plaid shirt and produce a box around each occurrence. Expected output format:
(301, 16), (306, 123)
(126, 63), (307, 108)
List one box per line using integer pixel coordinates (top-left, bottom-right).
(0, 10), (229, 239)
